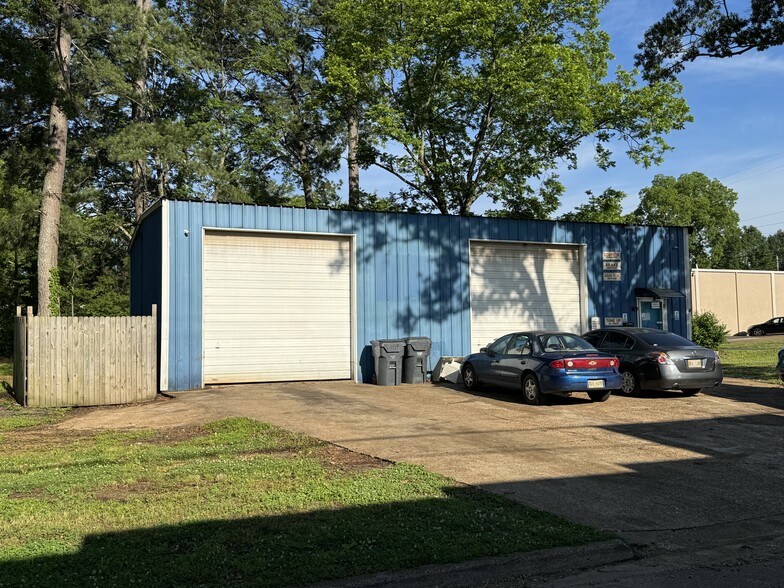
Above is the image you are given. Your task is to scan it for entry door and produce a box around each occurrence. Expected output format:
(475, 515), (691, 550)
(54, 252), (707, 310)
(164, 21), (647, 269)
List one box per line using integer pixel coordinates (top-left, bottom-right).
(638, 298), (666, 329)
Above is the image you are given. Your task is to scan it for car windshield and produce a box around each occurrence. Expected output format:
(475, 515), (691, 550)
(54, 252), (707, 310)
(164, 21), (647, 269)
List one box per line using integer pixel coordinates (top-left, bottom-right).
(637, 333), (697, 348)
(537, 334), (595, 352)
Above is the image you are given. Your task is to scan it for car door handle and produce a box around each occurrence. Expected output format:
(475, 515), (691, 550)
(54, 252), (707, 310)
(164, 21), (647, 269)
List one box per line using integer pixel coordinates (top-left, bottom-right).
(520, 360), (527, 365)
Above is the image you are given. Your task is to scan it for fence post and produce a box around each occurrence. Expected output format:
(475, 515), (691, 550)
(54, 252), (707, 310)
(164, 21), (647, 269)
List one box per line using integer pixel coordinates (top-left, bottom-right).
(13, 306), (27, 406)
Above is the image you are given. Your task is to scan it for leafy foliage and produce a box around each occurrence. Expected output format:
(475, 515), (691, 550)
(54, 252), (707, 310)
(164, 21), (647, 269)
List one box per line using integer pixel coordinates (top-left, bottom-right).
(636, 0), (784, 82)
(718, 225), (777, 270)
(692, 311), (729, 349)
(326, 0), (691, 216)
(560, 188), (630, 223)
(632, 172), (740, 268)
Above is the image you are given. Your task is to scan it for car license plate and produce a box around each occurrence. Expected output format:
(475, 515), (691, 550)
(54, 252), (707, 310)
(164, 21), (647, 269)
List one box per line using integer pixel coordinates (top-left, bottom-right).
(588, 379), (604, 389)
(687, 359), (702, 368)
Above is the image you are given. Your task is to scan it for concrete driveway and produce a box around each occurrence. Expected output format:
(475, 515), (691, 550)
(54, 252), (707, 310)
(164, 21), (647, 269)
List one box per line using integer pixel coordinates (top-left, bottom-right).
(59, 376), (784, 552)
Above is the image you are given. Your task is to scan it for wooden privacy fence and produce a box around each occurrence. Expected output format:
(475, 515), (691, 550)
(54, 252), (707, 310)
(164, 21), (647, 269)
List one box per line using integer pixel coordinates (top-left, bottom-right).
(13, 306), (157, 407)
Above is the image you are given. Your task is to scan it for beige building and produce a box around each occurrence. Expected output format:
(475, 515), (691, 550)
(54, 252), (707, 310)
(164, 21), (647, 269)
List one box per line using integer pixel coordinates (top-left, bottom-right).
(691, 269), (784, 335)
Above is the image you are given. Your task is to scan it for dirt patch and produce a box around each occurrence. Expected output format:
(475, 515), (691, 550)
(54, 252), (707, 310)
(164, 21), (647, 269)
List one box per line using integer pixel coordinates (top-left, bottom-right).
(95, 480), (160, 502)
(0, 428), (94, 450)
(126, 425), (209, 444)
(8, 488), (52, 500)
(314, 444), (394, 472)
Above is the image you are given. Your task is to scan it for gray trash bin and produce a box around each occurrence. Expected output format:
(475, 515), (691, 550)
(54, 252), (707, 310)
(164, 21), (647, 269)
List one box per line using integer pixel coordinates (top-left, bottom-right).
(371, 339), (404, 386)
(403, 337), (432, 384)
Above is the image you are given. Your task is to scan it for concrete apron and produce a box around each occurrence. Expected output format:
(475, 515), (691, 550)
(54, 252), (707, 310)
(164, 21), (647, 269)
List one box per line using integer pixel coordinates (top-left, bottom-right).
(59, 377), (784, 553)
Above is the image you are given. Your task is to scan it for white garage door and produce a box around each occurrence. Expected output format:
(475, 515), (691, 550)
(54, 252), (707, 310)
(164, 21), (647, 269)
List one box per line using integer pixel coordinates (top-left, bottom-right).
(469, 241), (583, 351)
(203, 231), (352, 384)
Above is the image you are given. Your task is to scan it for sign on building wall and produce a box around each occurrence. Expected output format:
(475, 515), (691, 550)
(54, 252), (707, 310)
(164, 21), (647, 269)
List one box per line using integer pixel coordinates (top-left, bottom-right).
(602, 251), (622, 282)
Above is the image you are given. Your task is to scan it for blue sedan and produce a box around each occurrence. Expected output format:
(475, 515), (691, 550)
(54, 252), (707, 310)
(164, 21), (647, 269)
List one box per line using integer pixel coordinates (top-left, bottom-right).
(461, 332), (622, 405)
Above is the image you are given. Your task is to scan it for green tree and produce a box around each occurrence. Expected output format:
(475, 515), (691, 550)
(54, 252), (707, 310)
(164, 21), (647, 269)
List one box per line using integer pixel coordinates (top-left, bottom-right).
(0, 159), (39, 355)
(636, 0), (784, 81)
(767, 230), (784, 271)
(326, 0), (691, 216)
(719, 225), (775, 270)
(249, 0), (342, 206)
(633, 172), (740, 268)
(560, 188), (630, 223)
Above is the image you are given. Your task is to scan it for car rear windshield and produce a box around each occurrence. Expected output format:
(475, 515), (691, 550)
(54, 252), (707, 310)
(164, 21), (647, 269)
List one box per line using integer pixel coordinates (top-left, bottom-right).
(538, 334), (595, 351)
(637, 333), (697, 348)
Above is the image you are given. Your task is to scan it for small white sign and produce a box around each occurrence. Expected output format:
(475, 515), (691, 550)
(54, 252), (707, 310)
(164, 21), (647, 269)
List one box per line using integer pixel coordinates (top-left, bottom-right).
(602, 251), (621, 260)
(642, 312), (650, 321)
(603, 261), (622, 270)
(674, 310), (680, 320)
(605, 317), (624, 326)
(603, 272), (622, 281)
(651, 301), (661, 309)
(591, 316), (601, 330)
(622, 313), (628, 322)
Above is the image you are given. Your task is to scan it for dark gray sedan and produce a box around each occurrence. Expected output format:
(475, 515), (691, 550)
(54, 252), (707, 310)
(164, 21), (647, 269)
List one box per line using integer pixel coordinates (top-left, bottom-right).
(582, 327), (723, 396)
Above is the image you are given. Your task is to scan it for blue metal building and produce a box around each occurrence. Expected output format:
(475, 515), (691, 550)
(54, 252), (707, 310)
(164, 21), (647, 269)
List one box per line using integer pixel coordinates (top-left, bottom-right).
(130, 199), (691, 392)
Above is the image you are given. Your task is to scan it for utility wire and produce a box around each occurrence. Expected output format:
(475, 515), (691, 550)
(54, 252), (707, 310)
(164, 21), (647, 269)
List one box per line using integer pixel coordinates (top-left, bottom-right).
(740, 208), (784, 223)
(725, 162), (784, 186)
(754, 219), (784, 229)
(718, 152), (784, 180)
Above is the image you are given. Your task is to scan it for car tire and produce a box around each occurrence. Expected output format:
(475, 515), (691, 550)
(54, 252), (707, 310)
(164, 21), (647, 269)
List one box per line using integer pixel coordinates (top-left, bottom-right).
(522, 374), (543, 405)
(619, 369), (640, 395)
(751, 327), (765, 336)
(588, 390), (611, 402)
(462, 363), (480, 391)
(681, 388), (701, 396)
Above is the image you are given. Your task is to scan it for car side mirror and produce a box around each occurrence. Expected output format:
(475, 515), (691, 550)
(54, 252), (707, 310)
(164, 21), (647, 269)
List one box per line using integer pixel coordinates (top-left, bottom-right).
(479, 347), (487, 354)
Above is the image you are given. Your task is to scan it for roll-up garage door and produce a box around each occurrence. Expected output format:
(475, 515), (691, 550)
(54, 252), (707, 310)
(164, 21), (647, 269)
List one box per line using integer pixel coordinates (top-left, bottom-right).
(203, 231), (352, 383)
(469, 241), (583, 351)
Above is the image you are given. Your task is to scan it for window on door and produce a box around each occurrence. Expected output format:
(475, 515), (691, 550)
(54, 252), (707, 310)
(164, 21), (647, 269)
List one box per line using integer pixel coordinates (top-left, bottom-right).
(637, 298), (667, 330)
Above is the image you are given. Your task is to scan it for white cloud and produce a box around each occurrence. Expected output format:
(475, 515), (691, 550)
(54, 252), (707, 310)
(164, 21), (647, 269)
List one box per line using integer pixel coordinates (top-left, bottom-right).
(682, 50), (784, 82)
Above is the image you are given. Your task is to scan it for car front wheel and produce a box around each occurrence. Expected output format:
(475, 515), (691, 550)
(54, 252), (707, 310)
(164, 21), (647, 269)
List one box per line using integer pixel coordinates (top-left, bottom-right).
(463, 364), (479, 391)
(751, 327), (765, 336)
(522, 374), (542, 405)
(619, 369), (640, 395)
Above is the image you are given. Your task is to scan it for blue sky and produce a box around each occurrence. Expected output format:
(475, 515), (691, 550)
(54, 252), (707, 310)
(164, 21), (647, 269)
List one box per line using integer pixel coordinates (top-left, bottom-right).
(558, 0), (784, 236)
(343, 0), (784, 235)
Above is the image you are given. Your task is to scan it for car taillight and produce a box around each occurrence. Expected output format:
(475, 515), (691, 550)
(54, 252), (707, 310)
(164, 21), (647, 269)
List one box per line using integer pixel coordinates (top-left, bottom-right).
(550, 358), (617, 369)
(648, 351), (674, 365)
(714, 350), (721, 363)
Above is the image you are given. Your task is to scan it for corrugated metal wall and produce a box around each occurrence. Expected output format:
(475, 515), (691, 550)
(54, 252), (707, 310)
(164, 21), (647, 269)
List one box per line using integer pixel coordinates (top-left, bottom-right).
(132, 201), (690, 391)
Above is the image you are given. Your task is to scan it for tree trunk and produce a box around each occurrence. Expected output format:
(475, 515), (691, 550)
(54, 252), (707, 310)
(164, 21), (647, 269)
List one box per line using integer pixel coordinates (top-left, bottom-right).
(297, 137), (314, 207)
(37, 4), (72, 316)
(132, 0), (151, 222)
(347, 109), (360, 207)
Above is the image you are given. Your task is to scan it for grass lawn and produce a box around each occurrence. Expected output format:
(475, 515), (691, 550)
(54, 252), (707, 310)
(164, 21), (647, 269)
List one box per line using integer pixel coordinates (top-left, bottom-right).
(0, 413), (610, 587)
(719, 338), (784, 385)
